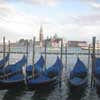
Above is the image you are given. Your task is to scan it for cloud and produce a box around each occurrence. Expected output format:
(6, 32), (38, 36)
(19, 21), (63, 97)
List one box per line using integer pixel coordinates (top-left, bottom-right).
(0, 2), (34, 41)
(0, 1), (56, 41)
(73, 14), (100, 25)
(0, 1), (18, 19)
(23, 0), (60, 6)
(80, 0), (100, 9)
(3, 0), (62, 6)
(53, 11), (100, 41)
(0, 0), (100, 42)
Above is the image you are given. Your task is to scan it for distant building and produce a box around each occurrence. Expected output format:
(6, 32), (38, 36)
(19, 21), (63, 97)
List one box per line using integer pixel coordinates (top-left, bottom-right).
(51, 38), (61, 48)
(68, 41), (88, 47)
(45, 34), (62, 48)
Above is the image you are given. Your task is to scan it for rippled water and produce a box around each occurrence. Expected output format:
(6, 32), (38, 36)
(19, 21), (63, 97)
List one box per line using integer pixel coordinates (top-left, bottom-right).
(0, 46), (100, 100)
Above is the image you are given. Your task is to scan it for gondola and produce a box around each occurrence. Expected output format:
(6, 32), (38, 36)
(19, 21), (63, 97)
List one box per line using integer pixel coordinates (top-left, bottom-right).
(26, 55), (45, 77)
(5, 55), (27, 73)
(0, 55), (27, 76)
(0, 55), (45, 90)
(0, 53), (9, 69)
(27, 56), (63, 90)
(94, 58), (100, 93)
(0, 73), (25, 89)
(68, 58), (88, 89)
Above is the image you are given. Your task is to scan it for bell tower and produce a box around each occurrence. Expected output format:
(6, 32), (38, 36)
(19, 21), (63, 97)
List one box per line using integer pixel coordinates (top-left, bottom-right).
(39, 25), (43, 47)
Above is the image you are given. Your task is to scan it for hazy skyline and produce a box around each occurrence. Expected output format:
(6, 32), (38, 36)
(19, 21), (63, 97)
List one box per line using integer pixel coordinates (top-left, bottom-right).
(0, 0), (100, 42)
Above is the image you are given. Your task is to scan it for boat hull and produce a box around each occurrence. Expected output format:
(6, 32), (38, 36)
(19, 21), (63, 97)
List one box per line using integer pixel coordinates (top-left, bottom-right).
(0, 79), (25, 90)
(27, 77), (58, 90)
(68, 77), (88, 90)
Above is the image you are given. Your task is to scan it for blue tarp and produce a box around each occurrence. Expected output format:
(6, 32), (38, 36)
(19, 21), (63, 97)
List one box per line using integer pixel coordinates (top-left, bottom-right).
(96, 58), (100, 67)
(72, 58), (87, 74)
(26, 55), (45, 74)
(27, 57), (63, 85)
(95, 58), (100, 77)
(45, 56), (63, 76)
(5, 55), (27, 73)
(0, 56), (44, 83)
(95, 67), (100, 76)
(6, 74), (24, 81)
(70, 58), (87, 79)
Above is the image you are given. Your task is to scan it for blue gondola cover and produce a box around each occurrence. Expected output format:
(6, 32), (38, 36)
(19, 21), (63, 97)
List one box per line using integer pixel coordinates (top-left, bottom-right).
(0, 55), (46, 90)
(5, 55), (27, 73)
(26, 55), (45, 74)
(27, 56), (63, 88)
(95, 58), (100, 78)
(69, 58), (88, 87)
(96, 58), (100, 67)
(72, 58), (87, 74)
(6, 73), (24, 81)
(70, 58), (87, 78)
(45, 56), (63, 76)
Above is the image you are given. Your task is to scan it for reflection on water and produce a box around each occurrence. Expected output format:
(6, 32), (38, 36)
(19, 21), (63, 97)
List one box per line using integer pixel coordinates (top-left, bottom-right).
(3, 89), (25, 100)
(32, 90), (51, 100)
(32, 86), (56, 100)
(67, 87), (87, 100)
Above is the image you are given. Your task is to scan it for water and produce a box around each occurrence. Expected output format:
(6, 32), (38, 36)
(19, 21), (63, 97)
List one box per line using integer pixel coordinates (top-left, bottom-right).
(0, 46), (100, 100)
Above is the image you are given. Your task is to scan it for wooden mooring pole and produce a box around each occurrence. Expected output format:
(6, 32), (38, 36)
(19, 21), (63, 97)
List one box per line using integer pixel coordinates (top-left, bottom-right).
(3, 36), (5, 59)
(26, 40), (28, 72)
(59, 39), (63, 88)
(88, 44), (90, 70)
(91, 37), (96, 88)
(8, 40), (10, 65)
(24, 40), (28, 85)
(65, 42), (67, 73)
(44, 40), (47, 71)
(60, 39), (63, 61)
(32, 37), (35, 78)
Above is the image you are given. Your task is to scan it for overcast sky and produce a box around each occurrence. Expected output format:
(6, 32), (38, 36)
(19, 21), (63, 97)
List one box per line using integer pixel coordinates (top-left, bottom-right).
(0, 0), (100, 42)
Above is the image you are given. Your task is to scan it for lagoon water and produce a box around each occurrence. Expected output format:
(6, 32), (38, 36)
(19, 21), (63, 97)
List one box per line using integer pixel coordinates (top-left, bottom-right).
(0, 46), (100, 100)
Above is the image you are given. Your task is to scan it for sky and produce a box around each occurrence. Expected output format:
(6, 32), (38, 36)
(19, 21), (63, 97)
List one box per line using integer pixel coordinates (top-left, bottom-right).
(0, 0), (100, 42)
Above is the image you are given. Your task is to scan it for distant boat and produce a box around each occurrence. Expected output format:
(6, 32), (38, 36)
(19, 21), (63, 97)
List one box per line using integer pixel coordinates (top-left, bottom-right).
(81, 43), (100, 50)
(81, 47), (100, 50)
(27, 56), (63, 90)
(68, 58), (88, 89)
(0, 55), (45, 90)
(80, 46), (90, 50)
(47, 47), (59, 51)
